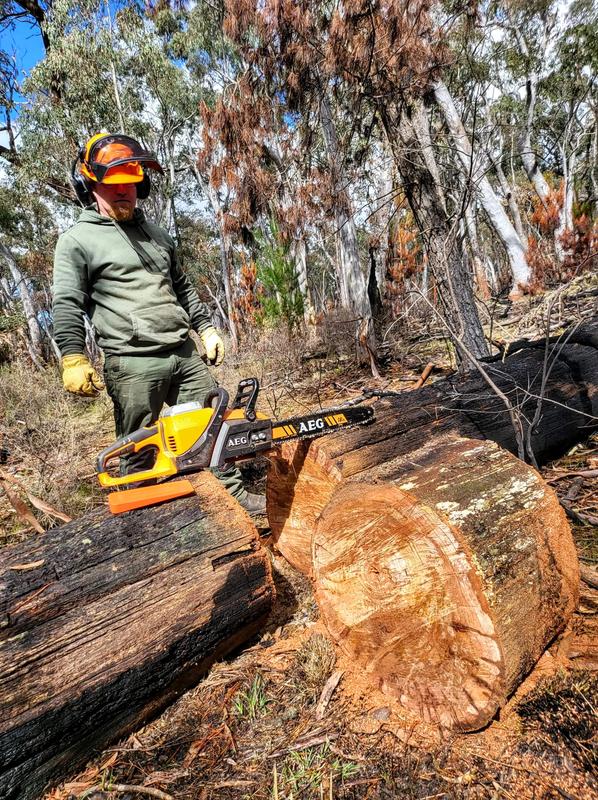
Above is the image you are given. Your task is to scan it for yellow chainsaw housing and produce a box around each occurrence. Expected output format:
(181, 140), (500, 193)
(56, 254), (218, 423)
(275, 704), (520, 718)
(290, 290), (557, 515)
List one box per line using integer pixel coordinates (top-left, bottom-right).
(97, 405), (268, 488)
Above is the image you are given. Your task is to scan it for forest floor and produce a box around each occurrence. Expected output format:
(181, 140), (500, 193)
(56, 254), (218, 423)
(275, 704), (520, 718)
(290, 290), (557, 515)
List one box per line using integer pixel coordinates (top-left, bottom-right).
(0, 280), (597, 799)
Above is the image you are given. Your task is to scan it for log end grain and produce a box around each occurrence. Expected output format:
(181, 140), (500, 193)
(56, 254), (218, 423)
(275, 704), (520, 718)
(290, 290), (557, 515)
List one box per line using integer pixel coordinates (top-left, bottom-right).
(313, 482), (504, 731)
(311, 438), (579, 732)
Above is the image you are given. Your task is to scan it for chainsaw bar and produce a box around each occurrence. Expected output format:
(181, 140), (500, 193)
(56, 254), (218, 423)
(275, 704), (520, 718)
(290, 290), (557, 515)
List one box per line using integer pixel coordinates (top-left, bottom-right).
(271, 404), (374, 443)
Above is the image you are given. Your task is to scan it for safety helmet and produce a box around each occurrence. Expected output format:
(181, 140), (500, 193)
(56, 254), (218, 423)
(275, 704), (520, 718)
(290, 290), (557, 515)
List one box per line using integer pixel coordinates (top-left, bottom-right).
(71, 133), (163, 205)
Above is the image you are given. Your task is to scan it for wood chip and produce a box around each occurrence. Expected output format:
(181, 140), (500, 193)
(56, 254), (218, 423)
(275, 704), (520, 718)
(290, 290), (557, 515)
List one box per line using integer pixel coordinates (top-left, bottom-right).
(315, 669), (344, 720)
(8, 560), (45, 571)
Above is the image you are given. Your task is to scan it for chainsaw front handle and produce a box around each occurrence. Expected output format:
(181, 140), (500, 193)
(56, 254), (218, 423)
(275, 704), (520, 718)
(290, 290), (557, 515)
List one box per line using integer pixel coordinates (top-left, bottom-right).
(96, 424), (177, 487)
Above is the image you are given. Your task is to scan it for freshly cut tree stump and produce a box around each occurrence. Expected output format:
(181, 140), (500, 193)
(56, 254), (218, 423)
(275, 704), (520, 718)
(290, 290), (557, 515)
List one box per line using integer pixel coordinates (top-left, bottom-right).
(312, 436), (579, 731)
(0, 472), (274, 800)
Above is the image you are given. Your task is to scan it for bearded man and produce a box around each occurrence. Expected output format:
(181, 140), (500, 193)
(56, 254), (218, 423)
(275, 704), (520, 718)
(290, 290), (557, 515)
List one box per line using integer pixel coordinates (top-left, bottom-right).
(52, 133), (266, 515)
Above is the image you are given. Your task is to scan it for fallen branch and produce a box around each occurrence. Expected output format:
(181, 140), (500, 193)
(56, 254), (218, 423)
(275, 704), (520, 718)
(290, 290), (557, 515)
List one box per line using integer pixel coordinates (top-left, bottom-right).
(580, 564), (598, 591)
(412, 362), (434, 390)
(80, 784), (173, 800)
(315, 670), (344, 720)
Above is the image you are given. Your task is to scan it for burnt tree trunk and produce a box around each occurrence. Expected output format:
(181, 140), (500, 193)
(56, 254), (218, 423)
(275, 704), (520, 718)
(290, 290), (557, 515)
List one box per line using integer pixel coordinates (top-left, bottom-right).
(0, 473), (274, 800)
(267, 331), (596, 730)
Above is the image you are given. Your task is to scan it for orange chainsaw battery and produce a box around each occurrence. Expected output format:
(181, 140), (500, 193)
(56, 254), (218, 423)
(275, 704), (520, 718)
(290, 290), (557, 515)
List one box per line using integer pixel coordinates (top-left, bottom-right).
(107, 480), (196, 514)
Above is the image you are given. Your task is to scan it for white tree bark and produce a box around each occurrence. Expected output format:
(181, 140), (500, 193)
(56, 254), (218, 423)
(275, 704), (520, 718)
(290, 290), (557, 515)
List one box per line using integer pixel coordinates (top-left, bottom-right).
(510, 24), (552, 204)
(0, 242), (45, 364)
(291, 235), (316, 324)
(490, 147), (526, 243)
(320, 95), (374, 340)
(432, 80), (530, 294)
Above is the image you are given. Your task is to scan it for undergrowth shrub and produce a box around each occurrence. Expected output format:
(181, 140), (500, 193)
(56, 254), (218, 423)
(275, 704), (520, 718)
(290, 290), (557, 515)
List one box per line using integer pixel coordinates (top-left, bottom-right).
(528, 185), (597, 289)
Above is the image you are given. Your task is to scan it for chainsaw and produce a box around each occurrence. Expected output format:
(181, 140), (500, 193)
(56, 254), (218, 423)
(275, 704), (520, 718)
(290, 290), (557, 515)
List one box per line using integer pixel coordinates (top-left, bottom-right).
(97, 378), (374, 513)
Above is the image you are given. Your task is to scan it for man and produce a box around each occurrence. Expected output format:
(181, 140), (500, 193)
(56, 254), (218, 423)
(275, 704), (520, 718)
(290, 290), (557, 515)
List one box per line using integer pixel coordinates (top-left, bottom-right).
(53, 132), (266, 515)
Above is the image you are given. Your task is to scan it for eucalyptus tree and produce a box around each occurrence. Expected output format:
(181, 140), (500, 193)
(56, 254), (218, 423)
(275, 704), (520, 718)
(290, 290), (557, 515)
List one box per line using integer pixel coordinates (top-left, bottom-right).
(0, 0), (230, 361)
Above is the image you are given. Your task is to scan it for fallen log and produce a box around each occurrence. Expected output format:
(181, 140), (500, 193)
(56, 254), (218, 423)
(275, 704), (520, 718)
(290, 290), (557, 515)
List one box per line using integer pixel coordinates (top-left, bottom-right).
(0, 472), (274, 800)
(266, 334), (595, 729)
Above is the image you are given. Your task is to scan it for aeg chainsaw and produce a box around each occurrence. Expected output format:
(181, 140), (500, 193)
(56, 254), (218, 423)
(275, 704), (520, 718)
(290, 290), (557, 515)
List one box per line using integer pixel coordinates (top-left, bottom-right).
(97, 378), (374, 514)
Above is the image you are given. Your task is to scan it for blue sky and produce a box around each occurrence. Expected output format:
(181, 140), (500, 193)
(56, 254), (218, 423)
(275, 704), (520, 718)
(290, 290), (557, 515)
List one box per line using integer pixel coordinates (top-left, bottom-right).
(1, 16), (45, 119)
(1, 16), (45, 74)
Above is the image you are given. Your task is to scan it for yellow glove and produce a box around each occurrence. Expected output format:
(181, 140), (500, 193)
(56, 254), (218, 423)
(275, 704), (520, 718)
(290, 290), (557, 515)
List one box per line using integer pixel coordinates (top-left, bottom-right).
(61, 354), (105, 397)
(200, 326), (225, 366)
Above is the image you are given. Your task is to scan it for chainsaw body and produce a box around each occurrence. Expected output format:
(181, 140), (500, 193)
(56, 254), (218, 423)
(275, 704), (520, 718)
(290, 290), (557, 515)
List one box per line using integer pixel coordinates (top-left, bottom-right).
(97, 383), (272, 488)
(97, 378), (374, 495)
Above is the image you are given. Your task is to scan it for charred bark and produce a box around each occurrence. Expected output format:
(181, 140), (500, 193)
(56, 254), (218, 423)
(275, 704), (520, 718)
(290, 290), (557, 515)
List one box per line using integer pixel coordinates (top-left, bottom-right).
(0, 473), (274, 800)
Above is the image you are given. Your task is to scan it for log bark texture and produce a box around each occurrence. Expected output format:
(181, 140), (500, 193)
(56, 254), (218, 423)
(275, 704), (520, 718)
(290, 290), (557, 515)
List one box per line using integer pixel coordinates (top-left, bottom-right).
(266, 332), (595, 729)
(0, 473), (274, 800)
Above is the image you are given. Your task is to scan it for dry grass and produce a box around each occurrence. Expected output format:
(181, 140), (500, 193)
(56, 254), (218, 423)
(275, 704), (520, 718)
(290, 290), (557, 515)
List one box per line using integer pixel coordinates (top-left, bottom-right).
(0, 358), (113, 543)
(516, 670), (597, 772)
(289, 633), (337, 706)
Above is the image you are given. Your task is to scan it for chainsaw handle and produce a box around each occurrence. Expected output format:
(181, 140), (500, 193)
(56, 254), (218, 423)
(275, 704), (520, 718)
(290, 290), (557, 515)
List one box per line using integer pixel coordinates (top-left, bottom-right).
(174, 387), (230, 470)
(96, 425), (172, 487)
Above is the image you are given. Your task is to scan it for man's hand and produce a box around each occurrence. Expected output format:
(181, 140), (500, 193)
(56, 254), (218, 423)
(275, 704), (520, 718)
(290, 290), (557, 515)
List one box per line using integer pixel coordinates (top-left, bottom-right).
(61, 354), (105, 397)
(200, 327), (225, 366)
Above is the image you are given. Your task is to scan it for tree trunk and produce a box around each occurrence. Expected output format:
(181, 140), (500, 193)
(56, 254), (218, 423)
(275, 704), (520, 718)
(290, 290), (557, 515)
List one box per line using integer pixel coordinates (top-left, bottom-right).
(218, 226), (240, 351)
(0, 242), (45, 365)
(292, 234), (316, 325)
(492, 151), (526, 243)
(463, 202), (491, 298)
(511, 24), (552, 206)
(432, 80), (530, 295)
(380, 98), (489, 359)
(267, 325), (597, 576)
(320, 94), (376, 361)
(0, 473), (274, 800)
(188, 161), (240, 349)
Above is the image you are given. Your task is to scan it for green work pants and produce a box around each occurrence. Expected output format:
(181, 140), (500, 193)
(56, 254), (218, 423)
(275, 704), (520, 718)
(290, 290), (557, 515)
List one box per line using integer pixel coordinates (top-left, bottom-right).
(103, 337), (245, 499)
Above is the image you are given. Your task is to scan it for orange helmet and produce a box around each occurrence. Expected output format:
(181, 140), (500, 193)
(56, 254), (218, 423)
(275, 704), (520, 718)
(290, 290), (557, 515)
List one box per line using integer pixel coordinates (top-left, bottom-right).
(79, 133), (164, 184)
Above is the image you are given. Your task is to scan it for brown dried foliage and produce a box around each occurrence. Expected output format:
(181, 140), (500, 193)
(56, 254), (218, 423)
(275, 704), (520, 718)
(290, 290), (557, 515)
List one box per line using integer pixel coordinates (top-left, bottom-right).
(527, 185), (597, 289)
(199, 1), (446, 248)
(232, 254), (264, 338)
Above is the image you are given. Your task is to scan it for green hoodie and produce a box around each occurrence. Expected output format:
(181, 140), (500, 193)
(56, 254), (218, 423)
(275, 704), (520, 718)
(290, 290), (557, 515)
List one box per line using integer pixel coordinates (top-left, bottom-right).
(52, 206), (212, 356)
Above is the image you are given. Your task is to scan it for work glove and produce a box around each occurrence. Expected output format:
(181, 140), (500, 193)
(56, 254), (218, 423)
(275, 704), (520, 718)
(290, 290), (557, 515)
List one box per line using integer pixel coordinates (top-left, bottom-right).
(200, 326), (225, 367)
(61, 354), (105, 397)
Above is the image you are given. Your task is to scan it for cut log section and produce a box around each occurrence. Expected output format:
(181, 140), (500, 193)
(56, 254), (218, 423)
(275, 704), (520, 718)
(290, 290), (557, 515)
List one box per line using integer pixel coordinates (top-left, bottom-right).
(266, 331), (594, 730)
(311, 437), (579, 731)
(0, 472), (274, 800)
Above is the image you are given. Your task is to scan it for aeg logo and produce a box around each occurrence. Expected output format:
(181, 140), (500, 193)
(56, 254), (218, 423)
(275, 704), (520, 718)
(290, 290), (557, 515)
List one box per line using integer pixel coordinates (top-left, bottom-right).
(298, 417), (325, 433)
(227, 435), (248, 448)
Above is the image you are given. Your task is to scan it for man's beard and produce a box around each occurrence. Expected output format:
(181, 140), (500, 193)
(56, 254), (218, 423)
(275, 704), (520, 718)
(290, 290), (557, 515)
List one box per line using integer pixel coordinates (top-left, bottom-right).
(108, 202), (134, 222)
